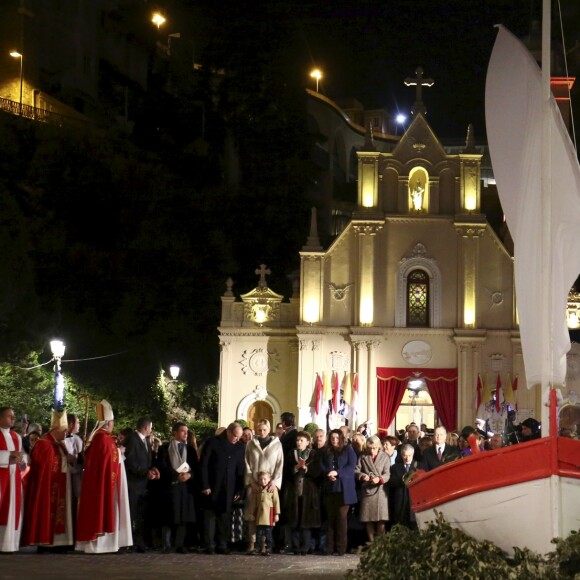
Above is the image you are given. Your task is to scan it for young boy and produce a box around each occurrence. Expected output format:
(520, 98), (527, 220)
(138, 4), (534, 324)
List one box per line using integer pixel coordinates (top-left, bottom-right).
(284, 430), (321, 555)
(245, 471), (280, 556)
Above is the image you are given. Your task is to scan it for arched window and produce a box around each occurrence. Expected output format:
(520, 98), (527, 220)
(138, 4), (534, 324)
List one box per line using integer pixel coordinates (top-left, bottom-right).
(406, 269), (430, 327)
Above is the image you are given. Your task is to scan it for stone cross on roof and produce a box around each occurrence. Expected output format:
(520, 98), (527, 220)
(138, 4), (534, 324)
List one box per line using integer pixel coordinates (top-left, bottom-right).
(255, 264), (271, 288)
(404, 66), (434, 116)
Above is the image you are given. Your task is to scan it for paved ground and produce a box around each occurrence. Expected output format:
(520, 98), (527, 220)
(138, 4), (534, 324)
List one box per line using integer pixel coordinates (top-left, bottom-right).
(0, 548), (361, 579)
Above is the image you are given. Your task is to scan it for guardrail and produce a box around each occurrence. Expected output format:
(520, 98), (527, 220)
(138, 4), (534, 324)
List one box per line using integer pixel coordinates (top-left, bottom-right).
(0, 96), (89, 130)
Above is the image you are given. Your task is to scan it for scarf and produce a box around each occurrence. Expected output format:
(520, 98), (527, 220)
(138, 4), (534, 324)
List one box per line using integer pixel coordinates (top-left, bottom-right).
(168, 438), (190, 473)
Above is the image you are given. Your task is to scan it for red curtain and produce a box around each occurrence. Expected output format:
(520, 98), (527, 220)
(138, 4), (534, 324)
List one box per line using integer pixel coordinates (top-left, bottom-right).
(377, 368), (458, 433)
(377, 376), (407, 433)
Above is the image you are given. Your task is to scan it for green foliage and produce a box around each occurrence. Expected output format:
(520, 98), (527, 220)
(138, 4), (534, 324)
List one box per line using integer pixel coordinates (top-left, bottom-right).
(189, 420), (218, 447)
(345, 512), (571, 580)
(0, 354), (85, 430)
(235, 418), (249, 428)
(303, 422), (319, 436)
(189, 383), (218, 422)
(550, 529), (580, 578)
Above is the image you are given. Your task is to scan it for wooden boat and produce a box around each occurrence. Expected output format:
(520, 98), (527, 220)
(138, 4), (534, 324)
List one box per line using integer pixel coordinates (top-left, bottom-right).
(409, 395), (580, 555)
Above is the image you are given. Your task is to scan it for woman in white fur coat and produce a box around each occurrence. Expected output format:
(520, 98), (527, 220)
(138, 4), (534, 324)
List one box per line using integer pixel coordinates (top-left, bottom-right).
(244, 419), (283, 553)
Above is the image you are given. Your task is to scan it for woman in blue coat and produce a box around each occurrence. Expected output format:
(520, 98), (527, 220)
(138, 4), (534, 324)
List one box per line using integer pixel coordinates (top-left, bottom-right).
(319, 429), (357, 555)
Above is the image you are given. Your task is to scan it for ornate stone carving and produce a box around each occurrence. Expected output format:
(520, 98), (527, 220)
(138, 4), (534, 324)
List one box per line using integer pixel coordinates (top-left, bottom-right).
(484, 287), (505, 309)
(239, 348), (280, 376)
(401, 340), (432, 365)
(366, 339), (381, 351)
(353, 223), (384, 236)
(312, 340), (321, 351)
(219, 339), (231, 352)
(327, 350), (351, 371)
(328, 282), (353, 302)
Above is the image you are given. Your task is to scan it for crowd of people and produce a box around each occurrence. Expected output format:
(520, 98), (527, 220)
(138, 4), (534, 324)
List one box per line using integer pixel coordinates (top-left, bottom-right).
(0, 402), (555, 556)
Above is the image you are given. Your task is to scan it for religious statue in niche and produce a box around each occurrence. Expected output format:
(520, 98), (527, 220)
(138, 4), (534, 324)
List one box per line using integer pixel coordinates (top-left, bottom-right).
(410, 178), (424, 211)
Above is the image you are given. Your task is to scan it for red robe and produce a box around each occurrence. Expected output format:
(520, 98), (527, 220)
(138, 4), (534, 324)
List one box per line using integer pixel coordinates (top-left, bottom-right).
(76, 429), (120, 542)
(0, 429), (22, 529)
(21, 434), (69, 546)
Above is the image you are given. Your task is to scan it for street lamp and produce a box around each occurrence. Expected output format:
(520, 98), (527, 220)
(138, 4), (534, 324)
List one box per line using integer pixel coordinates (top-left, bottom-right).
(169, 365), (180, 381)
(395, 113), (407, 135)
(9, 51), (23, 115)
(151, 12), (166, 29)
(50, 340), (66, 410)
(310, 68), (323, 92)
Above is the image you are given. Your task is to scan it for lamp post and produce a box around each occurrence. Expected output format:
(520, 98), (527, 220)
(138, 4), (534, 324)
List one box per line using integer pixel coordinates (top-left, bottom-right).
(9, 51), (23, 115)
(50, 339), (66, 410)
(310, 68), (322, 92)
(151, 12), (166, 29)
(395, 113), (407, 136)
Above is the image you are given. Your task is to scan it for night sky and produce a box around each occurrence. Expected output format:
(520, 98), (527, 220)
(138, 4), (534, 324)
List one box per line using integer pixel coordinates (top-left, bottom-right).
(292, 0), (579, 138)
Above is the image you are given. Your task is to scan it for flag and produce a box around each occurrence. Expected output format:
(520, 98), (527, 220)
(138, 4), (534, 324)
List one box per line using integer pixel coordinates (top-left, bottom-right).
(486, 25), (580, 388)
(342, 372), (352, 406)
(512, 375), (519, 410)
(503, 373), (515, 407)
(322, 371), (333, 404)
(314, 373), (324, 414)
(332, 371), (340, 413)
(476, 374), (483, 411)
(481, 373), (492, 405)
(351, 373), (359, 413)
(495, 373), (502, 412)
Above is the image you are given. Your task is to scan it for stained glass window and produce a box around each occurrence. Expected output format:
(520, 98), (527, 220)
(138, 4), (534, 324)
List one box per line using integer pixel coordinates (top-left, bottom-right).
(407, 269), (429, 327)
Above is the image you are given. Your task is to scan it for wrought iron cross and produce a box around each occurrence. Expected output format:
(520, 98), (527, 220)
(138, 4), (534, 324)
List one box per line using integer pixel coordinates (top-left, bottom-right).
(255, 264), (271, 288)
(404, 67), (434, 115)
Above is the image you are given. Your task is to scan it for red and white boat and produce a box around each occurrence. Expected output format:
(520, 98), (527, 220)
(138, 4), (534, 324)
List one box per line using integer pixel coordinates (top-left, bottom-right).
(409, 393), (580, 555)
(409, 14), (580, 556)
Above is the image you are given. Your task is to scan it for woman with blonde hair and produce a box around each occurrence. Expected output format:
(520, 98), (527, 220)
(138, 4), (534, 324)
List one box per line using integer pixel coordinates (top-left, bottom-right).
(244, 419), (284, 553)
(354, 435), (390, 542)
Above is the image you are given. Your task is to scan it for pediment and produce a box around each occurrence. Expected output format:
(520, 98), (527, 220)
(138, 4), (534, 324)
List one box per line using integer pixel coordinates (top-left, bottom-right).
(392, 113), (448, 166)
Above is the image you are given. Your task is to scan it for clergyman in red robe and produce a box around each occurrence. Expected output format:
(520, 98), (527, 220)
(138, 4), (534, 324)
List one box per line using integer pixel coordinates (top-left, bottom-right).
(75, 400), (132, 553)
(21, 410), (73, 549)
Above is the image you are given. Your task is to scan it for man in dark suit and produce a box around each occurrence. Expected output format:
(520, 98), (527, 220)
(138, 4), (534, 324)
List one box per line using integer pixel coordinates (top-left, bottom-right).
(199, 422), (245, 554)
(388, 444), (417, 530)
(420, 426), (458, 471)
(124, 417), (160, 552)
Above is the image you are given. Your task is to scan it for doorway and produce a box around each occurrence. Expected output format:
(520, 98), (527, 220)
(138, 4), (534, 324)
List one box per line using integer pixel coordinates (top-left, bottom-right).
(247, 400), (273, 432)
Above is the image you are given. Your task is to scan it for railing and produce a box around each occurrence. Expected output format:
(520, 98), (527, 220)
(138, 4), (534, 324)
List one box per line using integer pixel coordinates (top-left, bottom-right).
(0, 96), (90, 130)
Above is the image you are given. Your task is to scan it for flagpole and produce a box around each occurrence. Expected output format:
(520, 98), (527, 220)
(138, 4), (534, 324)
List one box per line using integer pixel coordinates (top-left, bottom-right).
(540, 0), (552, 436)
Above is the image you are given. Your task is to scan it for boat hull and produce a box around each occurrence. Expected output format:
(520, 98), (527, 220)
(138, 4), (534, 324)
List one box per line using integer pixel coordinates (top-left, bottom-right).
(409, 437), (580, 555)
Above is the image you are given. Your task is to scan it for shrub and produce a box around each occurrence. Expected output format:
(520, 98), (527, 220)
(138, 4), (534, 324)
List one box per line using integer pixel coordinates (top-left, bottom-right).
(303, 422), (319, 436)
(234, 418), (249, 428)
(346, 512), (561, 579)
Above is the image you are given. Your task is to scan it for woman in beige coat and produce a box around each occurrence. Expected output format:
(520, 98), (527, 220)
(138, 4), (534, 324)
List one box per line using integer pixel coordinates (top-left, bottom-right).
(244, 420), (284, 552)
(354, 435), (390, 542)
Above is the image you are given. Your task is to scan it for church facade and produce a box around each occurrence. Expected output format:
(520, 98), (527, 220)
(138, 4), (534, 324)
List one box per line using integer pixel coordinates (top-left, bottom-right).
(217, 89), (566, 435)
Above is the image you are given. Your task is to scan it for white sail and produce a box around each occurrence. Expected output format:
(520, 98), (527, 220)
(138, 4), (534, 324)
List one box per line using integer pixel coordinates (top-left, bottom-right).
(485, 25), (580, 388)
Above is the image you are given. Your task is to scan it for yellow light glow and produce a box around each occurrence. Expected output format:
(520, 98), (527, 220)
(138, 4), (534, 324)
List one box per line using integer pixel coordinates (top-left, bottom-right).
(9, 51), (22, 58)
(464, 308), (475, 326)
(309, 69), (322, 81)
(363, 193), (374, 208)
(254, 307), (267, 324)
(465, 195), (476, 211)
(152, 12), (166, 28)
(361, 162), (375, 207)
(568, 311), (579, 329)
(304, 299), (319, 324)
(360, 298), (373, 326)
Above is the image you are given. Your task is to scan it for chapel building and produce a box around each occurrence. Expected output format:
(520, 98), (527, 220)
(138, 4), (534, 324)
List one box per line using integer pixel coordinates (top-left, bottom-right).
(217, 78), (578, 436)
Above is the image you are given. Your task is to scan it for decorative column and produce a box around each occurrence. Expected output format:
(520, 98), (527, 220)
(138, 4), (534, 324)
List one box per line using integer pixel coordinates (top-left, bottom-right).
(366, 340), (381, 427)
(352, 339), (368, 426)
(455, 223), (486, 328)
(217, 337), (232, 426)
(353, 222), (383, 326)
(296, 331), (324, 427)
(453, 333), (486, 428)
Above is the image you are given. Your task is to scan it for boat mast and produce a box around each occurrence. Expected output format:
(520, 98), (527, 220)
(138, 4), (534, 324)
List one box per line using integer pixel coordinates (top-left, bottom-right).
(540, 0), (552, 434)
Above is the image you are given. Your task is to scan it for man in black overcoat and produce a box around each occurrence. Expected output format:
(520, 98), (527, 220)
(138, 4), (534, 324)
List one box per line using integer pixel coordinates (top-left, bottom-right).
(388, 443), (418, 530)
(420, 426), (459, 471)
(124, 417), (159, 552)
(199, 422), (244, 554)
